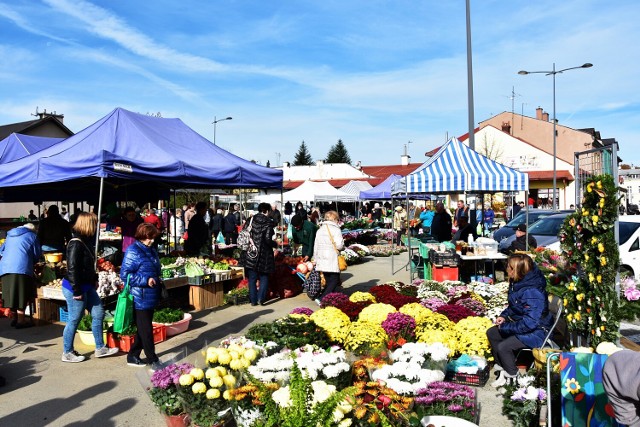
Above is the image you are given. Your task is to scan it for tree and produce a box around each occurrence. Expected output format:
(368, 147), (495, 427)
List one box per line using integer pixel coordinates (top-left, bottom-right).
(325, 139), (351, 164)
(293, 141), (314, 166)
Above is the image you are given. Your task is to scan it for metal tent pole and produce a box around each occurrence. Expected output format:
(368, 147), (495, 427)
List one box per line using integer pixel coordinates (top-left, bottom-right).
(94, 177), (105, 264)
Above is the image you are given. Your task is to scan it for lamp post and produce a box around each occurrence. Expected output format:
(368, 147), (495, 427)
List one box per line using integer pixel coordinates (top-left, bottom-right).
(212, 116), (232, 145)
(518, 63), (592, 209)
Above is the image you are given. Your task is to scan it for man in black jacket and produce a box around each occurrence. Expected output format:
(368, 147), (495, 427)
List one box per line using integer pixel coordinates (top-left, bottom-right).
(506, 223), (537, 253)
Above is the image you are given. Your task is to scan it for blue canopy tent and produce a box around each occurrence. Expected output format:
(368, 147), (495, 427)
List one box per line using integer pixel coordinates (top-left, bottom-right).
(359, 174), (403, 200)
(0, 133), (64, 163)
(0, 108), (282, 204)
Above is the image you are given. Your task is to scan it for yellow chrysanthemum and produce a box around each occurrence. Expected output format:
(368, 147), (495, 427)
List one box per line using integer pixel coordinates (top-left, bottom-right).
(192, 382), (207, 394)
(209, 376), (224, 388)
(190, 368), (205, 380)
(592, 215), (599, 225)
(357, 303), (397, 325)
(310, 307), (351, 343)
(399, 303), (433, 325)
(179, 374), (195, 386)
(596, 275), (602, 283)
(206, 388), (221, 400)
(349, 291), (376, 303)
(598, 243), (605, 253)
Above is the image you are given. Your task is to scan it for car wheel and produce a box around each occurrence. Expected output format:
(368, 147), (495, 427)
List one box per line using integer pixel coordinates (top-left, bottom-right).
(619, 265), (635, 278)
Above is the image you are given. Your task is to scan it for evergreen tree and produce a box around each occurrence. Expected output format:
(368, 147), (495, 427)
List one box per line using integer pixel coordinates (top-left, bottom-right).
(293, 140), (314, 166)
(325, 139), (351, 164)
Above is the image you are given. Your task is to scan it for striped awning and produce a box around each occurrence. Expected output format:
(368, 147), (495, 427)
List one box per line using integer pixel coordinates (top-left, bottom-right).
(394, 137), (529, 194)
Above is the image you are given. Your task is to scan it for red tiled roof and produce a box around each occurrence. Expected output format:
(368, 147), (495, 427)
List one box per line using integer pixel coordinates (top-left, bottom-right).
(526, 170), (574, 181)
(360, 164), (423, 184)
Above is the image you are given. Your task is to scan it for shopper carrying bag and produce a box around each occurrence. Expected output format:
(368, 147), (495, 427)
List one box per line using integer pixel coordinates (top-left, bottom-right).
(113, 275), (134, 333)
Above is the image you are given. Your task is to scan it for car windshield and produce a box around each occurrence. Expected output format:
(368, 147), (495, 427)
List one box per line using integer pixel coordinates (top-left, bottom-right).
(506, 212), (551, 227)
(620, 221), (640, 245)
(529, 216), (567, 236)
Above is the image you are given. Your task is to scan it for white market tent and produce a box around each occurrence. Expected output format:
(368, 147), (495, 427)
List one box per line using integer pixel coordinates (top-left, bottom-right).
(339, 180), (372, 201)
(282, 180), (353, 203)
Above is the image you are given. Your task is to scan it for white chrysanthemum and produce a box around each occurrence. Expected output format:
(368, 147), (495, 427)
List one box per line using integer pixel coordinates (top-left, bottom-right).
(524, 386), (540, 400)
(517, 375), (535, 387)
(272, 386), (292, 408)
(311, 381), (336, 405)
(323, 362), (350, 379)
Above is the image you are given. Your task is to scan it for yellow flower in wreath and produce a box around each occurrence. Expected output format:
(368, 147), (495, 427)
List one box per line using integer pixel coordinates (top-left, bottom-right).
(576, 293), (585, 302)
(598, 243), (605, 253)
(585, 254), (590, 262)
(591, 236), (598, 245)
(569, 218), (577, 227)
(599, 198), (605, 208)
(597, 180), (603, 189)
(601, 257), (607, 267)
(587, 183), (594, 193)
(592, 215), (599, 225)
(597, 274), (602, 284)
(574, 312), (582, 321)
(588, 273), (595, 283)
(565, 378), (581, 394)
(566, 313), (573, 322)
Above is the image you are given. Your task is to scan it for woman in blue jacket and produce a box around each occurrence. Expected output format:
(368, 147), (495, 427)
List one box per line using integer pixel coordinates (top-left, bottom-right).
(120, 223), (163, 370)
(0, 223), (41, 328)
(487, 253), (553, 387)
(419, 206), (435, 235)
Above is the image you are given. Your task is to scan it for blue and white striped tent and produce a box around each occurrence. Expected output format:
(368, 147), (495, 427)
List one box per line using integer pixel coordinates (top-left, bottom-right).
(393, 137), (528, 194)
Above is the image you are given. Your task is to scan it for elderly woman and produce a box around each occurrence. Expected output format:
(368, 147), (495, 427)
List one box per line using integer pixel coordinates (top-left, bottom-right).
(61, 212), (119, 363)
(120, 223), (163, 370)
(312, 210), (345, 304)
(0, 223), (41, 329)
(487, 253), (553, 387)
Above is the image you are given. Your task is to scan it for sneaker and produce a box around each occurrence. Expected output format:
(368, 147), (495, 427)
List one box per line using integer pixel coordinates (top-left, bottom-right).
(490, 370), (517, 388)
(95, 346), (119, 358)
(62, 351), (86, 363)
(127, 356), (146, 367)
(150, 361), (165, 372)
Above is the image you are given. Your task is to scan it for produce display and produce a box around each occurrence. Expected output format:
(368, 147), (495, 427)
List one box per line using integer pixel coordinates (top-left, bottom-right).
(97, 271), (123, 298)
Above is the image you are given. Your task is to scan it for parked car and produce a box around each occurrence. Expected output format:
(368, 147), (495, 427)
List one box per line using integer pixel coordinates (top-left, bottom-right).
(543, 216), (640, 278)
(493, 209), (572, 245)
(627, 204), (639, 215)
(498, 212), (571, 252)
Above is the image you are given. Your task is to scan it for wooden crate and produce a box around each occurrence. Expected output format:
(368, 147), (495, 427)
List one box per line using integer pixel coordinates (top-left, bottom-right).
(189, 282), (224, 311)
(33, 298), (66, 324)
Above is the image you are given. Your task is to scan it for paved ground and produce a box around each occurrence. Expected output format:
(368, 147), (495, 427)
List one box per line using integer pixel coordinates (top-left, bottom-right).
(10, 253), (631, 426)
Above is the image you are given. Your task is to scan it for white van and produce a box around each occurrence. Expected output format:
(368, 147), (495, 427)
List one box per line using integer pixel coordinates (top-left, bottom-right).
(547, 216), (640, 277)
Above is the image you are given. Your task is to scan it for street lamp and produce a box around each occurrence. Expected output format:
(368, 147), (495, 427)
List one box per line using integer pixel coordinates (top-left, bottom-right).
(518, 63), (592, 209)
(212, 116), (232, 145)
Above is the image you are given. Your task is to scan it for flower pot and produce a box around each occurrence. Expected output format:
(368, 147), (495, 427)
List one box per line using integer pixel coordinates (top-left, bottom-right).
(76, 329), (107, 347)
(164, 413), (190, 427)
(154, 313), (192, 337)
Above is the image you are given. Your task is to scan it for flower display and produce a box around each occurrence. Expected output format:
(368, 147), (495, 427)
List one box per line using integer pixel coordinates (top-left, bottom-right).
(349, 291), (377, 303)
(453, 316), (493, 357)
(368, 284), (419, 309)
(358, 303), (397, 325)
(413, 381), (477, 422)
(351, 380), (414, 426)
(310, 307), (351, 343)
(435, 304), (476, 323)
(398, 302), (433, 325)
(421, 297), (447, 311)
(343, 320), (388, 355)
(454, 297), (487, 316)
(290, 307), (314, 316)
(246, 315), (332, 350)
(148, 362), (195, 416)
(370, 360), (445, 395)
(320, 292), (350, 308)
(381, 312), (416, 341)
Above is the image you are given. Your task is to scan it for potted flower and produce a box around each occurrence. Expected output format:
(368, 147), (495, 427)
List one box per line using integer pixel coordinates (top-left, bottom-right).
(153, 308), (191, 337)
(76, 314), (107, 347)
(107, 324), (138, 352)
(223, 287), (249, 305)
(148, 362), (194, 427)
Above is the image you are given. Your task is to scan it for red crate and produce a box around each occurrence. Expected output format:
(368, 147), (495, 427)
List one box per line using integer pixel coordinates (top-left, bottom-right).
(431, 266), (458, 281)
(106, 325), (166, 353)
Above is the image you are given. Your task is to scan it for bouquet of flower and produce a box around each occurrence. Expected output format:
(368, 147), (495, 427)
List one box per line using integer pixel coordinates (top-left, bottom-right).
(148, 362), (194, 416)
(413, 381), (477, 422)
(350, 380), (414, 426)
(344, 320), (388, 356)
(381, 312), (416, 349)
(341, 248), (362, 265)
(310, 307), (352, 344)
(244, 360), (354, 427)
(500, 374), (547, 427)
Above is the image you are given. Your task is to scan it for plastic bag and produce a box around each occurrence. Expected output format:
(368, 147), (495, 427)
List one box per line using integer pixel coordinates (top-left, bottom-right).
(216, 232), (225, 245)
(113, 277), (134, 334)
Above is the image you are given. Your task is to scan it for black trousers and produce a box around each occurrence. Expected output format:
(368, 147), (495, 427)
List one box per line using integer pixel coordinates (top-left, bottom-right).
(320, 272), (341, 298)
(486, 325), (526, 375)
(130, 308), (158, 363)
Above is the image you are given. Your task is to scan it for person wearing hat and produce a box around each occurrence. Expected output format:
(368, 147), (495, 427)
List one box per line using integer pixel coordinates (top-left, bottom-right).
(393, 205), (407, 245)
(0, 223), (41, 328)
(371, 203), (384, 226)
(506, 223), (537, 253)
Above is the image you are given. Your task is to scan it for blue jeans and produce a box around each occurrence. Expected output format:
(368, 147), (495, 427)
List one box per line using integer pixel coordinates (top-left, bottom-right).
(62, 287), (105, 352)
(246, 268), (269, 304)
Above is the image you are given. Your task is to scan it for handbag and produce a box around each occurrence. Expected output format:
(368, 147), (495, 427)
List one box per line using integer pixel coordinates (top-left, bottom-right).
(327, 225), (347, 271)
(305, 268), (323, 300)
(237, 217), (255, 251)
(113, 275), (134, 333)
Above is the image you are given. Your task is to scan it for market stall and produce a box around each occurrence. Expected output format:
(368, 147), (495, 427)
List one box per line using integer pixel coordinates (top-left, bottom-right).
(391, 137), (529, 281)
(0, 108), (283, 321)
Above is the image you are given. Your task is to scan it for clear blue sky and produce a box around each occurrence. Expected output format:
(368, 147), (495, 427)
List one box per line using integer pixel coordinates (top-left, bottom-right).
(1, 0), (638, 167)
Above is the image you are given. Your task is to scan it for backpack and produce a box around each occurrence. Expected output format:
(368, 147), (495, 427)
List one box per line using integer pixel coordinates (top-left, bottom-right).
(237, 217), (257, 258)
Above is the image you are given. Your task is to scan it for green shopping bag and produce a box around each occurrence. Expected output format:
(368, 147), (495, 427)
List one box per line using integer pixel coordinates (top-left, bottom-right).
(113, 275), (134, 334)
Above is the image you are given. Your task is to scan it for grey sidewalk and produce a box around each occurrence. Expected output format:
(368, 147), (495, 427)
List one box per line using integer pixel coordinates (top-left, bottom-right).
(0, 255), (510, 426)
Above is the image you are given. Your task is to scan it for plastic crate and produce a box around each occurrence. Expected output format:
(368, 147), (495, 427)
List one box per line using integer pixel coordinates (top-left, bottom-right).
(59, 306), (69, 323)
(429, 249), (460, 266)
(400, 235), (421, 247)
(188, 275), (205, 285)
(445, 365), (490, 386)
(431, 266), (459, 281)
